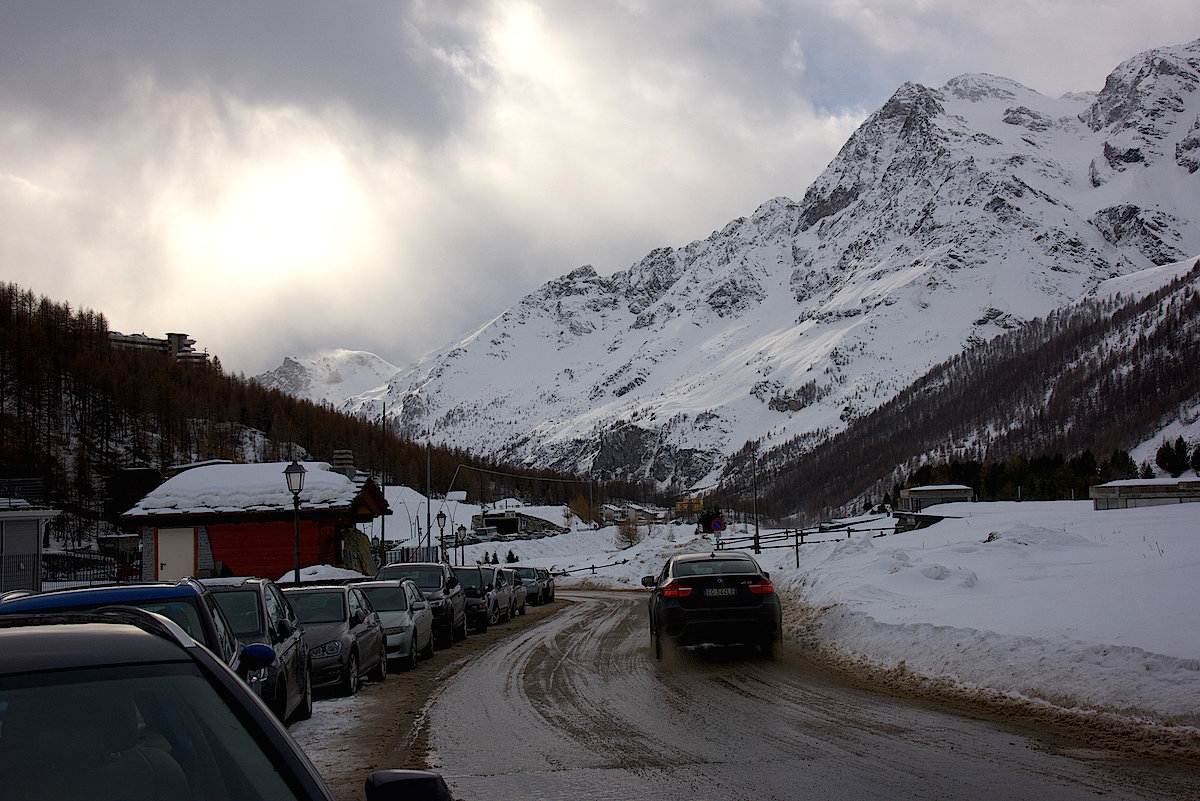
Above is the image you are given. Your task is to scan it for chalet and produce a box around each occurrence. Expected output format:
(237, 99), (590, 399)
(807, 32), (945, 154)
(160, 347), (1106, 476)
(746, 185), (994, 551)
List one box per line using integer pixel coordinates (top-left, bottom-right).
(122, 461), (389, 581)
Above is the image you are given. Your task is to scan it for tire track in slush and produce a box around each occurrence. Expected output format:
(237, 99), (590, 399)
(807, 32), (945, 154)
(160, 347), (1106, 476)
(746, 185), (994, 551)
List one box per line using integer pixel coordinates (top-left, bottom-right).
(426, 591), (1200, 801)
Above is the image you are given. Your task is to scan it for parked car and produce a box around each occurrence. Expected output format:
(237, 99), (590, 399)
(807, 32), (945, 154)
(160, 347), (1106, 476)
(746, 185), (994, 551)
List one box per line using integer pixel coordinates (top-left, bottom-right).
(350, 579), (434, 670)
(641, 551), (782, 659)
(512, 566), (547, 604)
(376, 562), (468, 645)
(452, 565), (498, 632)
(201, 576), (313, 722)
(282, 584), (387, 696)
(0, 578), (241, 670)
(538, 567), (556, 602)
(0, 609), (452, 801)
(504, 567), (528, 616)
(479, 564), (514, 622)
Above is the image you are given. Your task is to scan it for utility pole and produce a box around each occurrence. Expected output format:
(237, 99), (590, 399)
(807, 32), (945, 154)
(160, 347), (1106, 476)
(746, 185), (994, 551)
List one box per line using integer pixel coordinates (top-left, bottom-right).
(752, 453), (761, 554)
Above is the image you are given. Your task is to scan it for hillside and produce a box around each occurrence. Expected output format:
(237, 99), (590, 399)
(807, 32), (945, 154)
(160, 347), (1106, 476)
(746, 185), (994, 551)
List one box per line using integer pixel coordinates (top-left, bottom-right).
(335, 38), (1200, 492)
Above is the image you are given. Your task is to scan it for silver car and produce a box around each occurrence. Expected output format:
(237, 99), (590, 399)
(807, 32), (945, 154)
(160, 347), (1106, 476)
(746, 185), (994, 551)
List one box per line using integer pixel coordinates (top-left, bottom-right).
(352, 579), (434, 671)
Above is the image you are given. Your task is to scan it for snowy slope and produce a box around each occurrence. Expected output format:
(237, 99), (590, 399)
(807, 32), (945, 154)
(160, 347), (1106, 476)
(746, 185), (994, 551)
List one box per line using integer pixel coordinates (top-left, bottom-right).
(346, 39), (1200, 488)
(255, 350), (397, 408)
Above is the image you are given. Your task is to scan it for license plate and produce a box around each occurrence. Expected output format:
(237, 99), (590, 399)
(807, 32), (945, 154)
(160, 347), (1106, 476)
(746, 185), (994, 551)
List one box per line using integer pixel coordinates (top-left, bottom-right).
(705, 587), (737, 597)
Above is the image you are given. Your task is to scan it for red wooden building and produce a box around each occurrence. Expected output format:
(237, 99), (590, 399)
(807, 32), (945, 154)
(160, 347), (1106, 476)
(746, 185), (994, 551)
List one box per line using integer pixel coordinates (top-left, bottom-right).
(122, 461), (389, 581)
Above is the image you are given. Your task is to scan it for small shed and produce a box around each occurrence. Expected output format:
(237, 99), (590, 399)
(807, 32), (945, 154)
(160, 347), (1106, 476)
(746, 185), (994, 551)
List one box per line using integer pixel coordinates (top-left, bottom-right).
(1089, 477), (1200, 510)
(122, 461), (389, 581)
(1, 496), (61, 592)
(895, 484), (974, 513)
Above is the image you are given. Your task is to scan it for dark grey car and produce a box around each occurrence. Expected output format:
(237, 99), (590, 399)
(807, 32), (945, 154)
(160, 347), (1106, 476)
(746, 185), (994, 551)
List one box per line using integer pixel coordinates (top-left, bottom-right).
(283, 585), (387, 696)
(202, 576), (313, 723)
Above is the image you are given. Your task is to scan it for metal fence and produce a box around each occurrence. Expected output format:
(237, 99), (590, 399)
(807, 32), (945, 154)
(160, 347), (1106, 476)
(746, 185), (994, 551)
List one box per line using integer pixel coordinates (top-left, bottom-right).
(714, 518), (897, 567)
(1, 552), (143, 593)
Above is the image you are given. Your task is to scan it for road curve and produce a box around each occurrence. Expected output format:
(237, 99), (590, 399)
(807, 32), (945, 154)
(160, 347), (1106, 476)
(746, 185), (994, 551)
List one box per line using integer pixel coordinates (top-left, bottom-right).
(426, 591), (1199, 800)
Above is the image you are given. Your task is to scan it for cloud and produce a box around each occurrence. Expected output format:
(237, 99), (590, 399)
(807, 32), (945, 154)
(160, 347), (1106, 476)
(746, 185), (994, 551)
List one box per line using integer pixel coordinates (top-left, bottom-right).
(2, 1), (1198, 375)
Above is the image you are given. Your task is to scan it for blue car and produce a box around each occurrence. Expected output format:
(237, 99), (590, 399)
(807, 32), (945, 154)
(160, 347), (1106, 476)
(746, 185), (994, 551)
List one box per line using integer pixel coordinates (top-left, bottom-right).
(0, 578), (242, 669)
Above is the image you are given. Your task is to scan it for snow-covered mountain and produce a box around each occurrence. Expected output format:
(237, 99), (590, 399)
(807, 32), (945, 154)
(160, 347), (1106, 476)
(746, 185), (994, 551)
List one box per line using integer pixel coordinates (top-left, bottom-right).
(254, 350), (397, 409)
(344, 38), (1200, 489)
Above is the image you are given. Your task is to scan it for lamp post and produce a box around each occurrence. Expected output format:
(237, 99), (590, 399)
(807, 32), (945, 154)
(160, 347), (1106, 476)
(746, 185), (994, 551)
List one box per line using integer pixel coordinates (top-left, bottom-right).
(284, 460), (306, 586)
(436, 509), (447, 563)
(457, 524), (466, 566)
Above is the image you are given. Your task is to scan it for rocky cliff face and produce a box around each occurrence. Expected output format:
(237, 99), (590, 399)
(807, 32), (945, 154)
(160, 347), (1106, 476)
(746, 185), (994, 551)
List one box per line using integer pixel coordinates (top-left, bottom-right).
(346, 38), (1200, 490)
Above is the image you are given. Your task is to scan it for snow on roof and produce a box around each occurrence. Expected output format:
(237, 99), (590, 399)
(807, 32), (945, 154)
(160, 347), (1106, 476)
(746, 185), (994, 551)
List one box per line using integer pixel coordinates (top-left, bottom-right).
(1095, 476), (1197, 487)
(124, 461), (361, 517)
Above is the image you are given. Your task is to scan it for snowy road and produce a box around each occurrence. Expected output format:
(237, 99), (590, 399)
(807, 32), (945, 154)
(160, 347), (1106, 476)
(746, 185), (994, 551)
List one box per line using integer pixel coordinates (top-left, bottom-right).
(426, 591), (1200, 801)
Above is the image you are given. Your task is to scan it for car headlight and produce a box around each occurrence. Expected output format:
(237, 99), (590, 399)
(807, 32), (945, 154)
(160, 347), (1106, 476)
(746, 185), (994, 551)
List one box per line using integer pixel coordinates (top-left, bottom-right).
(383, 625), (409, 636)
(311, 641), (343, 658)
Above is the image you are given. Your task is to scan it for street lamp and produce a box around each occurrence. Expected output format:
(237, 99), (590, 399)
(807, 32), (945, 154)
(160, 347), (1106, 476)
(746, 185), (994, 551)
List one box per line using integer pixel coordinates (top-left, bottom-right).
(457, 524), (466, 566)
(436, 509), (447, 563)
(284, 460), (306, 586)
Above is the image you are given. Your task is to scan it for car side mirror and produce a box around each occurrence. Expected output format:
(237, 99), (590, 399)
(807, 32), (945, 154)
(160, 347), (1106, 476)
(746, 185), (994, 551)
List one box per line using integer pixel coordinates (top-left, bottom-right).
(412, 600), (428, 610)
(641, 576), (656, 588)
(241, 643), (277, 671)
(446, 575), (459, 589)
(351, 610), (365, 626)
(275, 618), (294, 638)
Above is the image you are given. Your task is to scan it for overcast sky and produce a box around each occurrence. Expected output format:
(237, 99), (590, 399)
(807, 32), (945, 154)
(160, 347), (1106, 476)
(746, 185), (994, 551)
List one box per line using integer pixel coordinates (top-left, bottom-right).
(3, 2), (1197, 375)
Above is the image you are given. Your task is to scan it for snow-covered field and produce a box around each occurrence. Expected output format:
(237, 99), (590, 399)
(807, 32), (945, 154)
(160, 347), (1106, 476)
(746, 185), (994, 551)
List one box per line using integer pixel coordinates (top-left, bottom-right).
(435, 499), (1200, 729)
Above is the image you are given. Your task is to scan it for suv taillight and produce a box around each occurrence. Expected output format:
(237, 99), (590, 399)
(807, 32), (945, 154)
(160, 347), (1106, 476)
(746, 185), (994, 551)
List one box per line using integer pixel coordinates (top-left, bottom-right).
(747, 579), (773, 594)
(661, 582), (693, 598)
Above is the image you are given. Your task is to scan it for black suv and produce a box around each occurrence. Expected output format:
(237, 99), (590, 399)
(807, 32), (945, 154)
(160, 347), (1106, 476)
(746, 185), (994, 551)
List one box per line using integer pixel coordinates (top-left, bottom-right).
(202, 576), (313, 723)
(642, 551), (782, 659)
(0, 610), (451, 801)
(376, 562), (468, 645)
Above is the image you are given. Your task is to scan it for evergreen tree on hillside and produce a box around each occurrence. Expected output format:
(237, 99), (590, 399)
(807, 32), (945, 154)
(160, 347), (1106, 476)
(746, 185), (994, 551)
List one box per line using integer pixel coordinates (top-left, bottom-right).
(1156, 437), (1190, 478)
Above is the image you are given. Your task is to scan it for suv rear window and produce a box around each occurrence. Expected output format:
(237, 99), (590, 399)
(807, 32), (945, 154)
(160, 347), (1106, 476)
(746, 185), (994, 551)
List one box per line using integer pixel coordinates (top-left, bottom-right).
(673, 559), (759, 577)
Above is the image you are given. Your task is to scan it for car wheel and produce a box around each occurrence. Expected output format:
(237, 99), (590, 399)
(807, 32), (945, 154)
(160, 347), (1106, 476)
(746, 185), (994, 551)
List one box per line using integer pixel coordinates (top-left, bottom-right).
(453, 613), (468, 641)
(421, 630), (435, 659)
(486, 604), (500, 627)
(518, 600), (527, 616)
(340, 652), (360, 696)
(370, 642), (388, 681)
(295, 664), (313, 721)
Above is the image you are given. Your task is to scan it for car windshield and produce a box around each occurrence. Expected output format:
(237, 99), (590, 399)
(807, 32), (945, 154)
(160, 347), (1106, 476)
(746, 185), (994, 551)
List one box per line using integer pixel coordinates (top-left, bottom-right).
(0, 665), (307, 801)
(286, 592), (346, 624)
(378, 566), (443, 589)
(453, 569), (481, 588)
(128, 599), (208, 646)
(210, 590), (264, 638)
(673, 559), (759, 577)
(359, 586), (407, 612)
(514, 567), (537, 579)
